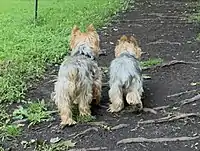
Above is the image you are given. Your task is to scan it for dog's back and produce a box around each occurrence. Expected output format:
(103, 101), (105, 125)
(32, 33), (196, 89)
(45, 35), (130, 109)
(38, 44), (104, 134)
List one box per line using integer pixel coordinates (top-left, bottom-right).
(56, 55), (98, 100)
(109, 53), (142, 91)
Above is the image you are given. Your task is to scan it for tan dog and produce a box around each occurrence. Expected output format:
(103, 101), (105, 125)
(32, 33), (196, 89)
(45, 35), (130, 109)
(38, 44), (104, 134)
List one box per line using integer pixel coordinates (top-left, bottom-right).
(52, 24), (102, 126)
(108, 35), (143, 112)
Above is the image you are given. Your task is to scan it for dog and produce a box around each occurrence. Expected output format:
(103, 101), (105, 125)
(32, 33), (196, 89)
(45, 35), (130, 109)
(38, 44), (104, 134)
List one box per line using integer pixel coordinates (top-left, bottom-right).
(108, 35), (143, 113)
(53, 24), (102, 126)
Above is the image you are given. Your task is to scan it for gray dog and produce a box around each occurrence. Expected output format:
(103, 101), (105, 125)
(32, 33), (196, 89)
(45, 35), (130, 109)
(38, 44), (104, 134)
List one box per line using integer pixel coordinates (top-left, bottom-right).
(108, 35), (144, 113)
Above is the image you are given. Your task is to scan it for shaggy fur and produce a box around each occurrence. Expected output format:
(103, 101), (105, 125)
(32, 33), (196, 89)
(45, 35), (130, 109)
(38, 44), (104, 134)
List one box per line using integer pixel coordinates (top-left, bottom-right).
(108, 35), (144, 112)
(53, 24), (102, 126)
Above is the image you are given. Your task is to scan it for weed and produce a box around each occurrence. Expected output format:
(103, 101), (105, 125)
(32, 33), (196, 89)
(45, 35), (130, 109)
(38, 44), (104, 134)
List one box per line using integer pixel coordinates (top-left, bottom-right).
(23, 139), (76, 151)
(141, 58), (163, 68)
(13, 101), (50, 125)
(0, 105), (21, 141)
(3, 124), (22, 137)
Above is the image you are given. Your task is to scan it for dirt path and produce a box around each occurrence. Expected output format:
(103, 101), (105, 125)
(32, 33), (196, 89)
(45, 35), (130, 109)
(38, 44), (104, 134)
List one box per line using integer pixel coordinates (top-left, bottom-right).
(9, 0), (200, 150)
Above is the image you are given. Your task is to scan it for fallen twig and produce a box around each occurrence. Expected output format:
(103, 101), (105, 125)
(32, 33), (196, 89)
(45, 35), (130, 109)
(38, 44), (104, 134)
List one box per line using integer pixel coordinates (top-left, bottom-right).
(69, 147), (108, 151)
(88, 121), (111, 130)
(111, 124), (129, 130)
(131, 123), (140, 131)
(144, 13), (183, 19)
(180, 94), (200, 106)
(143, 60), (200, 70)
(73, 127), (98, 139)
(167, 89), (198, 98)
(117, 136), (199, 145)
(147, 39), (181, 46)
(138, 112), (200, 124)
(152, 105), (170, 111)
(143, 107), (157, 114)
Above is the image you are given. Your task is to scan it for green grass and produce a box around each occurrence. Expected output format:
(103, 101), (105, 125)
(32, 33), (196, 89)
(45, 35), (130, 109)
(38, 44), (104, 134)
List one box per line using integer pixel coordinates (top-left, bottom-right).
(12, 101), (50, 126)
(0, 0), (126, 102)
(189, 3), (200, 41)
(141, 58), (163, 68)
(0, 105), (22, 141)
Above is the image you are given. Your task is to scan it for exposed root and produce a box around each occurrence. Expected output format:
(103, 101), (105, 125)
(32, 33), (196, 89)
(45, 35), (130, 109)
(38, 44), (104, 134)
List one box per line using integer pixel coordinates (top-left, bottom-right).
(167, 89), (198, 98)
(69, 147), (108, 151)
(88, 121), (111, 130)
(147, 39), (181, 46)
(145, 13), (183, 19)
(143, 107), (157, 114)
(143, 60), (200, 70)
(138, 113), (200, 124)
(153, 105), (170, 111)
(73, 127), (98, 139)
(131, 123), (140, 131)
(180, 94), (200, 106)
(117, 136), (199, 145)
(111, 124), (129, 130)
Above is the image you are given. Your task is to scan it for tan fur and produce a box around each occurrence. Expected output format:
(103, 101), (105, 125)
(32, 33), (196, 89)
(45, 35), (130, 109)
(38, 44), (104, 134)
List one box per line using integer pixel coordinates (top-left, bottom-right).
(53, 24), (102, 126)
(70, 24), (100, 57)
(115, 35), (142, 59)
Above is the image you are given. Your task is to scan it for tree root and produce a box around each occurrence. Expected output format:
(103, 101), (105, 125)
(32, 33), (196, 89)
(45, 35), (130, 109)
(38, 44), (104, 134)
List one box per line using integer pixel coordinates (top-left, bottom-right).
(143, 60), (200, 70)
(117, 136), (199, 145)
(138, 112), (200, 124)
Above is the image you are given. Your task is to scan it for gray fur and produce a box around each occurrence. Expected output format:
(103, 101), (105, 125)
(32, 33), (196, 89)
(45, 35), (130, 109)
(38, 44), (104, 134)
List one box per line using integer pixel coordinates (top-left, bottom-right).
(71, 43), (97, 60)
(109, 52), (143, 94)
(53, 43), (102, 125)
(108, 51), (144, 112)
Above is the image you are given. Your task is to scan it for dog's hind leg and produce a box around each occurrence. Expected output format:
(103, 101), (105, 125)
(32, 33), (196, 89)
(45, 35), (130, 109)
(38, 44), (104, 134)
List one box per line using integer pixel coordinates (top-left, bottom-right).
(55, 81), (76, 126)
(79, 86), (93, 116)
(126, 89), (143, 111)
(108, 84), (124, 112)
(92, 76), (102, 105)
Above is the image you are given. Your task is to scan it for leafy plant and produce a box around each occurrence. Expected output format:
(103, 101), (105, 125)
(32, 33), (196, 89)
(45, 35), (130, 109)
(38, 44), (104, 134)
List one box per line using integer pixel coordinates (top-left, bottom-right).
(13, 101), (50, 125)
(3, 124), (22, 137)
(32, 139), (76, 151)
(0, 105), (21, 141)
(141, 58), (163, 68)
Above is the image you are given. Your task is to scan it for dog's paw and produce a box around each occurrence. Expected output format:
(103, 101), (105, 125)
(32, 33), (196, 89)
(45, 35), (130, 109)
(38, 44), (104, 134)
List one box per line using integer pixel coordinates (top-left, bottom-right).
(60, 118), (77, 127)
(107, 104), (123, 113)
(128, 100), (143, 112)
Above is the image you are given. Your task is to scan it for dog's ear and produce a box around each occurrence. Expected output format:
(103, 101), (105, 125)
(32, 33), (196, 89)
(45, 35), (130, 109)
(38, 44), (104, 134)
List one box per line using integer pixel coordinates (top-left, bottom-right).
(119, 35), (128, 42)
(71, 25), (81, 36)
(70, 25), (81, 49)
(129, 36), (138, 46)
(87, 24), (96, 32)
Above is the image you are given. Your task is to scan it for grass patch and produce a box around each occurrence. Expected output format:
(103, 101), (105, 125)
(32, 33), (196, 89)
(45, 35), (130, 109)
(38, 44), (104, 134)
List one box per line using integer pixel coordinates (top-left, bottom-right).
(0, 0), (126, 102)
(13, 101), (50, 126)
(189, 3), (200, 41)
(141, 58), (163, 68)
(3, 124), (22, 137)
(22, 139), (76, 151)
(0, 105), (21, 141)
(38, 140), (75, 151)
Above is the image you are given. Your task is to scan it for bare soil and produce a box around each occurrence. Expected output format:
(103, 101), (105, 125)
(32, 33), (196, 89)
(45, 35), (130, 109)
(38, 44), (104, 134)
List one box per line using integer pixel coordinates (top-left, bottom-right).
(3, 0), (200, 150)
